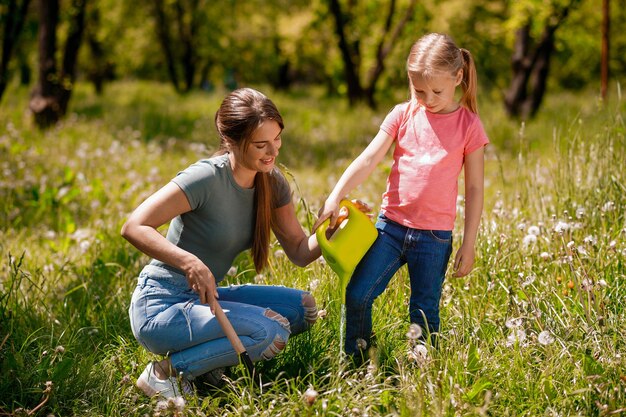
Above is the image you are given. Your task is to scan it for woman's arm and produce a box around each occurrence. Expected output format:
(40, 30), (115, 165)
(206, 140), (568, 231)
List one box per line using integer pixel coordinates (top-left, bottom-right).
(453, 146), (485, 277)
(121, 181), (218, 304)
(271, 201), (321, 267)
(313, 129), (394, 231)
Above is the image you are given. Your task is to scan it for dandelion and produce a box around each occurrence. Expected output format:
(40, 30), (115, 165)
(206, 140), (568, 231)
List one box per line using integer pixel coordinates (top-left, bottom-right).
(303, 387), (319, 406)
(554, 221), (570, 234)
(602, 201), (615, 212)
(406, 323), (423, 340)
(576, 206), (586, 219)
(254, 274), (265, 284)
(576, 245), (588, 256)
(309, 278), (320, 291)
(608, 240), (617, 250)
(274, 249), (286, 258)
(598, 279), (607, 287)
(226, 266), (237, 277)
(516, 222), (526, 231)
(583, 235), (597, 245)
(407, 344), (428, 366)
(521, 275), (536, 288)
(567, 241), (575, 250)
(538, 330), (555, 346)
(506, 329), (527, 347)
(505, 317), (523, 329)
(317, 309), (327, 320)
(528, 225), (540, 236)
(540, 252), (551, 261)
(54, 345), (65, 354)
(522, 234), (537, 248)
(581, 278), (594, 291)
(356, 338), (368, 351)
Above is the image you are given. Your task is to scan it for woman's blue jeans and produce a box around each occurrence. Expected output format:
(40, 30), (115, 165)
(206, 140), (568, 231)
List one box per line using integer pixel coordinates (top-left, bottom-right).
(129, 265), (317, 379)
(344, 213), (453, 356)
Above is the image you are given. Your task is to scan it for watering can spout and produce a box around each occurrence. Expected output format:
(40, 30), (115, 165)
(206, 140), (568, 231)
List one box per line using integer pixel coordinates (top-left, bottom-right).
(316, 200), (378, 298)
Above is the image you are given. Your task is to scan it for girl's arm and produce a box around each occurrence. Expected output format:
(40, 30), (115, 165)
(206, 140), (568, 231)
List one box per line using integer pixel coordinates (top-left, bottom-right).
(120, 182), (218, 305)
(453, 146), (485, 277)
(313, 129), (394, 231)
(271, 201), (321, 267)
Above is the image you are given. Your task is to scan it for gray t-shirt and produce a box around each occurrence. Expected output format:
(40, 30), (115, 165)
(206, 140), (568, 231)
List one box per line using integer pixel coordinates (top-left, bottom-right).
(150, 154), (292, 281)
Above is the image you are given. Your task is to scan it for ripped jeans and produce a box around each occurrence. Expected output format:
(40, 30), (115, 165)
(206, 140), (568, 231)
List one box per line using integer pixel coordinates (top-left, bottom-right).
(129, 264), (317, 379)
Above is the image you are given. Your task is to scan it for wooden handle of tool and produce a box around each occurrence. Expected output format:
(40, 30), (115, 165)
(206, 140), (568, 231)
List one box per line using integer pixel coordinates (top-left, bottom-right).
(212, 301), (247, 355)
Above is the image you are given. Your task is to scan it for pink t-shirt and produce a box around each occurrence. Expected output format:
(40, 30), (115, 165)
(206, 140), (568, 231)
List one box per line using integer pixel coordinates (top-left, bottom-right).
(379, 101), (489, 230)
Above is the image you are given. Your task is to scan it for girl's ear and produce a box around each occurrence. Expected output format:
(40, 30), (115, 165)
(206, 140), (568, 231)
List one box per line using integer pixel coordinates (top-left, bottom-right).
(455, 69), (463, 86)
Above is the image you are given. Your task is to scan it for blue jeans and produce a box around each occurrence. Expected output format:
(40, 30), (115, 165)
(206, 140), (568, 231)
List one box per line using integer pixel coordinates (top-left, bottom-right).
(129, 265), (317, 379)
(344, 213), (453, 355)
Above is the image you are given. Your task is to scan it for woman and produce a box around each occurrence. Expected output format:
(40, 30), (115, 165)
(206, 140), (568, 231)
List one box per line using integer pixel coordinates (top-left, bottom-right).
(122, 88), (321, 398)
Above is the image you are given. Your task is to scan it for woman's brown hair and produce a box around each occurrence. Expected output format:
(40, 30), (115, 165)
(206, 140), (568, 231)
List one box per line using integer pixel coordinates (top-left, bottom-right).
(214, 88), (284, 272)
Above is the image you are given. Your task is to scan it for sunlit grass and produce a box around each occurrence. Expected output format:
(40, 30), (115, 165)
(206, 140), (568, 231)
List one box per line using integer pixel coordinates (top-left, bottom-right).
(1, 81), (625, 416)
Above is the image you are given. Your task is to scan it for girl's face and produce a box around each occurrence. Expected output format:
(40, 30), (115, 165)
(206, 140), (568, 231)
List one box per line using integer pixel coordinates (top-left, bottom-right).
(236, 119), (283, 173)
(410, 70), (462, 114)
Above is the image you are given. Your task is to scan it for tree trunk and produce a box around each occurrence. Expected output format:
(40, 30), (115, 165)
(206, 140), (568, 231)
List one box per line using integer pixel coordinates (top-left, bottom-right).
(601, 0), (610, 100)
(153, 0), (180, 92)
(503, 1), (579, 119)
(0, 0), (32, 101)
(29, 0), (87, 128)
(365, 0), (418, 108)
(29, 0), (61, 128)
(328, 0), (364, 105)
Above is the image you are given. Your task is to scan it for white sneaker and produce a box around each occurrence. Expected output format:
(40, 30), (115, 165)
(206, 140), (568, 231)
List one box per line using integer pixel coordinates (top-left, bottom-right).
(136, 362), (193, 398)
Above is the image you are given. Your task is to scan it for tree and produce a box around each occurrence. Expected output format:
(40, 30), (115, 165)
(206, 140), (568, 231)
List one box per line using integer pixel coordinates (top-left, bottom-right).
(0, 0), (32, 101)
(28, 0), (87, 128)
(600, 0), (609, 100)
(504, 0), (582, 119)
(327, 0), (420, 108)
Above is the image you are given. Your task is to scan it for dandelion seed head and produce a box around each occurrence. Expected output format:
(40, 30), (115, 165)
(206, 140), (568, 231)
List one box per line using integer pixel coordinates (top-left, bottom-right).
(540, 251), (551, 261)
(598, 279), (607, 287)
(505, 317), (524, 329)
(406, 323), (423, 340)
(522, 234), (537, 248)
(227, 266), (237, 277)
(274, 249), (286, 258)
(317, 309), (327, 319)
(407, 344), (429, 366)
(309, 278), (320, 291)
(506, 329), (527, 347)
(528, 225), (540, 236)
(538, 330), (555, 346)
(583, 235), (597, 245)
(356, 338), (368, 351)
(517, 222), (526, 231)
(554, 221), (570, 234)
(567, 241), (575, 249)
(576, 206), (586, 219)
(602, 201), (615, 212)
(303, 387), (318, 406)
(254, 274), (265, 284)
(609, 240), (617, 250)
(581, 278), (594, 291)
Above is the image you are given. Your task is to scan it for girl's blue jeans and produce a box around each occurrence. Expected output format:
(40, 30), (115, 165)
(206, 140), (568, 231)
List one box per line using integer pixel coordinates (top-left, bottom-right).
(129, 264), (317, 379)
(345, 213), (453, 356)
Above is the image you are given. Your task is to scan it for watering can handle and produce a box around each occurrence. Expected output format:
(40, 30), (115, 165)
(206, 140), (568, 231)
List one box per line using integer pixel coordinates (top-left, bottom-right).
(315, 199), (352, 249)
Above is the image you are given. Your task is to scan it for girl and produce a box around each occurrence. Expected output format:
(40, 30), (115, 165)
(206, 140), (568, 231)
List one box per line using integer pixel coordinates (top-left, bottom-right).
(314, 33), (489, 358)
(122, 88), (321, 398)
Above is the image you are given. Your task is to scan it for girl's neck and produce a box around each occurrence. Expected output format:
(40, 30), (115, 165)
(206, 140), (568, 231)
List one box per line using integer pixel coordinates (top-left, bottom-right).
(228, 153), (256, 189)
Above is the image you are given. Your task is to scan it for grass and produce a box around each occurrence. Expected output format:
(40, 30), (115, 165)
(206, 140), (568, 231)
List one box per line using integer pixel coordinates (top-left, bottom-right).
(1, 80), (625, 416)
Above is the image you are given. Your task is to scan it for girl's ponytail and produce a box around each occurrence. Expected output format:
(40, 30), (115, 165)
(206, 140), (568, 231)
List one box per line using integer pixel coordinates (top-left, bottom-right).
(459, 48), (478, 114)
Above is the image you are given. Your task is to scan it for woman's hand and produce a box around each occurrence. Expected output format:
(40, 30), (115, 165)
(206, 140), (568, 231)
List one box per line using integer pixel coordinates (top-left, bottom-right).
(182, 256), (219, 307)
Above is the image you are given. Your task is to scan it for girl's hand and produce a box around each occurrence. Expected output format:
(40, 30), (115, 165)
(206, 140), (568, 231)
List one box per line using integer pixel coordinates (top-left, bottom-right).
(312, 198), (342, 231)
(182, 256), (219, 307)
(453, 243), (475, 277)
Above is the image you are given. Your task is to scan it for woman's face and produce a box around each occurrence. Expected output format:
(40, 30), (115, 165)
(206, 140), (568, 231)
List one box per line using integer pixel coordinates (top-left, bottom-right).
(237, 119), (283, 173)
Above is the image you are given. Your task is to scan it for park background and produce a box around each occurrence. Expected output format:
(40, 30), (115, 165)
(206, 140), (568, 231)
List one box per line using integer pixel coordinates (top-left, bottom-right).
(1, 0), (625, 416)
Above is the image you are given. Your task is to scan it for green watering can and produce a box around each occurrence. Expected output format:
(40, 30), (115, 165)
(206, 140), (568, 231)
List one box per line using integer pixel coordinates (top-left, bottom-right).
(316, 199), (378, 300)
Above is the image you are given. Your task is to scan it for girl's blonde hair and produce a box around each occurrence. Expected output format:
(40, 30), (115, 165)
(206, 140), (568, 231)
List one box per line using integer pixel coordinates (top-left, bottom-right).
(407, 33), (478, 114)
(214, 88), (284, 272)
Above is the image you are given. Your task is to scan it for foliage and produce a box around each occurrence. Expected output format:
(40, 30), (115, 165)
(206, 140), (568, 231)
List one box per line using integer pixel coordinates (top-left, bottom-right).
(1, 81), (625, 415)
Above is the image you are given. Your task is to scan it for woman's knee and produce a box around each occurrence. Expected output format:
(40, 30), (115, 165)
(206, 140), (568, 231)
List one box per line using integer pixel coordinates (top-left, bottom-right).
(301, 293), (318, 326)
(260, 309), (290, 360)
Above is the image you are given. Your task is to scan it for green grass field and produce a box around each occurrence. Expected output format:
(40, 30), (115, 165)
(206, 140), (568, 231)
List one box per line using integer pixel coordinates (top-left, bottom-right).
(1, 81), (625, 416)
